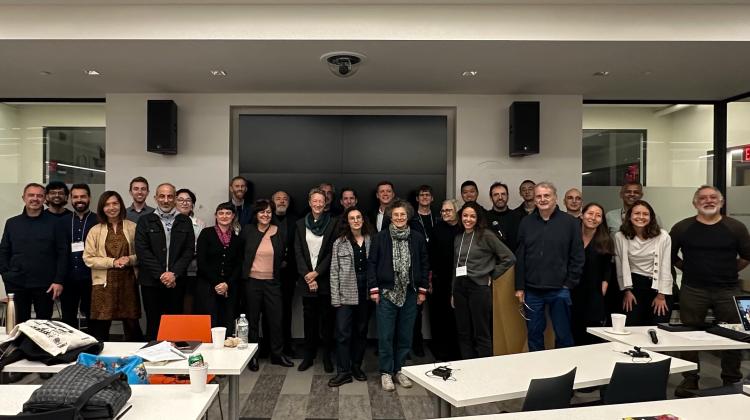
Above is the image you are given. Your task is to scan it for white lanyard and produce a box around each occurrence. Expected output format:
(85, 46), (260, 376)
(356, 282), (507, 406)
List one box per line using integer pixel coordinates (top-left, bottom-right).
(455, 230), (475, 268)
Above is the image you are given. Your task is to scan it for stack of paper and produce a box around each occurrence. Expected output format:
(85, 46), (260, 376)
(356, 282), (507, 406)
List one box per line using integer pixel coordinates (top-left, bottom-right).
(135, 341), (187, 362)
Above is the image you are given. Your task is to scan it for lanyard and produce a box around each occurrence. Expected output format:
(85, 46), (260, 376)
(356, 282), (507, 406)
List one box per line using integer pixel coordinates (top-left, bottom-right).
(456, 230), (475, 268)
(71, 212), (92, 241)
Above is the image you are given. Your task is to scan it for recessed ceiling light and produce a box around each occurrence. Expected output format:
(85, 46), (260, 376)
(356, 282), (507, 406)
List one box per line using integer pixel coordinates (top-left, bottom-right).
(210, 70), (228, 77)
(83, 70), (101, 76)
(39, 71), (52, 76)
(462, 70), (478, 77)
(593, 71), (610, 77)
(642, 70), (653, 76)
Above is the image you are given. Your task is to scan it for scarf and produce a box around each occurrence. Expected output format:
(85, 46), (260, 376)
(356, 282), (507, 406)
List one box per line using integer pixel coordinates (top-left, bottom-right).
(155, 207), (178, 234)
(382, 224), (411, 307)
(215, 225), (232, 247)
(305, 212), (331, 236)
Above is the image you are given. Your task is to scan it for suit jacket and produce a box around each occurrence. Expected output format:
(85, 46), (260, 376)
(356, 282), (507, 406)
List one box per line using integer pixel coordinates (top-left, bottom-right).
(369, 209), (391, 233)
(196, 226), (244, 288)
(240, 224), (285, 281)
(134, 212), (195, 287)
(294, 216), (338, 297)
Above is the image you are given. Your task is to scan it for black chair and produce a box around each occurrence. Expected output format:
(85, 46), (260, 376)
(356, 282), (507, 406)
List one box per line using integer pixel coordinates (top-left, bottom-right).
(521, 367), (577, 412)
(602, 358), (671, 405)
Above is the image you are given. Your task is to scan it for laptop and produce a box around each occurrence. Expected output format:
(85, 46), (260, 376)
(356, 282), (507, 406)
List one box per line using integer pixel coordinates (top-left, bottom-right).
(734, 295), (750, 332)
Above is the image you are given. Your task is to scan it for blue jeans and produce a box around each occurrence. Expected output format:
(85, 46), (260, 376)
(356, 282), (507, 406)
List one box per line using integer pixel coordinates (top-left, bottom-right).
(525, 288), (574, 352)
(376, 288), (417, 375)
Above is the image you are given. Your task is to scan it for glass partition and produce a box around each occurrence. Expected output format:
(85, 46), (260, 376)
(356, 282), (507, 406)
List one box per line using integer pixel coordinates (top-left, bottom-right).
(727, 98), (750, 290)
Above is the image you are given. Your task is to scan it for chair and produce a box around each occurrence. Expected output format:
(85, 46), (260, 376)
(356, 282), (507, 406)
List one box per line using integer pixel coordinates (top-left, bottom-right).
(601, 358), (671, 405)
(155, 314), (212, 343)
(521, 367), (577, 412)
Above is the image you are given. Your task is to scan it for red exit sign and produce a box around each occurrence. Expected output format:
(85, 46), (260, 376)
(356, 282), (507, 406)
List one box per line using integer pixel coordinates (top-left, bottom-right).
(745, 146), (750, 162)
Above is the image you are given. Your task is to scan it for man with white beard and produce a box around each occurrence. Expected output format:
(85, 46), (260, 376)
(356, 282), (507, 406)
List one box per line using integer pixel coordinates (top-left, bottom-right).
(670, 185), (750, 397)
(272, 190), (297, 356)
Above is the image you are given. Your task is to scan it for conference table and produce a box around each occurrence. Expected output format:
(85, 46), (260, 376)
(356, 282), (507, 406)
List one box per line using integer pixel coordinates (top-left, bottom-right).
(0, 341), (256, 420)
(430, 393), (750, 419)
(0, 384), (219, 419)
(400, 342), (696, 418)
(587, 326), (750, 351)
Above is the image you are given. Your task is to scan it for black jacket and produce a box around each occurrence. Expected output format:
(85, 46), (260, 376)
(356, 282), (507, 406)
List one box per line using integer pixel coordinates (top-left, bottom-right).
(369, 209), (391, 233)
(196, 226), (244, 287)
(240, 224), (285, 281)
(515, 206), (584, 291)
(134, 212), (195, 287)
(0, 209), (68, 289)
(367, 228), (430, 293)
(223, 199), (253, 228)
(294, 216), (338, 296)
(486, 208), (522, 251)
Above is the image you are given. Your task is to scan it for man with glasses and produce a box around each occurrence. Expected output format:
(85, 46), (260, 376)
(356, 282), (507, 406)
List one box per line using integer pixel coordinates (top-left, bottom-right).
(44, 181), (72, 217)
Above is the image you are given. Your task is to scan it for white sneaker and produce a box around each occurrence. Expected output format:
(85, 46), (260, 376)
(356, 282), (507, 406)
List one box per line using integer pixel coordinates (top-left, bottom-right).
(395, 371), (413, 388)
(381, 373), (395, 392)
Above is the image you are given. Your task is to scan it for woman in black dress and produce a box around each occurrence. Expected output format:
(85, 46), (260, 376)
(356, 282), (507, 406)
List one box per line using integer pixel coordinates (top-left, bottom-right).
(571, 202), (613, 345)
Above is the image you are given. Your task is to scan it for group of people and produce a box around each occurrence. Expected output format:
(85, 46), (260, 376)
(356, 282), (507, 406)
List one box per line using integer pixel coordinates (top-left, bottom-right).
(1, 175), (749, 396)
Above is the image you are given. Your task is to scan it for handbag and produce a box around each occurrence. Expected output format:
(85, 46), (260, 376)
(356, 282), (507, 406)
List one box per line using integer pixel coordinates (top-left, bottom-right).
(22, 364), (131, 420)
(77, 353), (149, 384)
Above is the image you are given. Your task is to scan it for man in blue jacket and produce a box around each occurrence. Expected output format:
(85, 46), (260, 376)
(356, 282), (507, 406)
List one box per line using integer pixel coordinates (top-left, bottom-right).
(515, 182), (584, 351)
(0, 183), (67, 323)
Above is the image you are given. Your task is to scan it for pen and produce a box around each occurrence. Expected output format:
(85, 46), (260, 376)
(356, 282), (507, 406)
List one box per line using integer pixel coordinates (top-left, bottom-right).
(169, 346), (187, 360)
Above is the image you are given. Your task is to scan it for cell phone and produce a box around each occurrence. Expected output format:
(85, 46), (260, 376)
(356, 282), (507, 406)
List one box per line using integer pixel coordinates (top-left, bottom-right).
(174, 341), (191, 349)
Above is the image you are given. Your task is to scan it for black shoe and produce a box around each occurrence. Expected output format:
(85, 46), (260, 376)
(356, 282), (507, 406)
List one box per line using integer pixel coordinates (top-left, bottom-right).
(7, 372), (29, 383)
(323, 356), (334, 373)
(271, 355), (294, 367)
(328, 373), (353, 387)
(39, 373), (53, 380)
(248, 357), (259, 372)
(675, 377), (699, 398)
(298, 358), (314, 372)
(351, 365), (367, 382)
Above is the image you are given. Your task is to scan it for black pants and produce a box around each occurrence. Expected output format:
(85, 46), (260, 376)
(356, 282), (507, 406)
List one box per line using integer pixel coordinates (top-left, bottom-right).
(453, 278), (493, 359)
(193, 278), (236, 335)
(624, 274), (671, 327)
(302, 294), (335, 361)
(412, 302), (424, 352)
(429, 277), (460, 361)
(89, 319), (143, 342)
(280, 266), (296, 352)
(334, 273), (370, 374)
(141, 283), (185, 340)
(9, 287), (53, 323)
(60, 279), (91, 328)
(244, 278), (284, 357)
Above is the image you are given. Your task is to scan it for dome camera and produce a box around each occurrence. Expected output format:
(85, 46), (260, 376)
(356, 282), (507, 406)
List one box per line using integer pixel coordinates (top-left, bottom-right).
(321, 52), (365, 78)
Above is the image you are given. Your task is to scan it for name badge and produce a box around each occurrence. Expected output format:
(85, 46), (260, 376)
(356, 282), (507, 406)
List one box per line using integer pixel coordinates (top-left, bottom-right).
(455, 266), (467, 277)
(71, 241), (85, 253)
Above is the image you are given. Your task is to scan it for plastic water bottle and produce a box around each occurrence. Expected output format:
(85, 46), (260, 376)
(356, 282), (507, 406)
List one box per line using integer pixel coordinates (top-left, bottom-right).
(235, 314), (249, 349)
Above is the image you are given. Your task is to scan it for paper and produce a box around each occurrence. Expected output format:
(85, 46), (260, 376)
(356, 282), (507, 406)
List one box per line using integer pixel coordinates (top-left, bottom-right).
(135, 340), (187, 362)
(670, 331), (722, 341)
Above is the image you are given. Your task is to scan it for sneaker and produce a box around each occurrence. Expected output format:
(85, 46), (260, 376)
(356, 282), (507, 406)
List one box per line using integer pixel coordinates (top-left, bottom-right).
(381, 373), (395, 392)
(675, 377), (699, 398)
(395, 371), (413, 388)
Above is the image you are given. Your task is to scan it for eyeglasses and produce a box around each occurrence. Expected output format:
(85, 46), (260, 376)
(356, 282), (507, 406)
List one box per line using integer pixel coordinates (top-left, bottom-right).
(176, 198), (192, 204)
(519, 302), (534, 321)
(440, 209), (453, 213)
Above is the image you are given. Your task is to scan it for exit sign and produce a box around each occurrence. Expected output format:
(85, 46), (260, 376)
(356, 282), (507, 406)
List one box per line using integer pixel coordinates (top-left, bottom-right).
(745, 146), (750, 162)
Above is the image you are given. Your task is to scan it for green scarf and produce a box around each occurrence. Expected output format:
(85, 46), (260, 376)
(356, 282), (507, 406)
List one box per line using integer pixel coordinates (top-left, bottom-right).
(305, 211), (331, 236)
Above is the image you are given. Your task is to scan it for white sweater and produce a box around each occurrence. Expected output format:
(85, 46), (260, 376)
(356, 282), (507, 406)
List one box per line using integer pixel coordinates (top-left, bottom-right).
(613, 229), (672, 295)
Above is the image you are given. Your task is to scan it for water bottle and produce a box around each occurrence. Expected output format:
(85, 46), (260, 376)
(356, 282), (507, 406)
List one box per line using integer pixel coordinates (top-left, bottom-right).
(6, 293), (16, 334)
(235, 314), (249, 349)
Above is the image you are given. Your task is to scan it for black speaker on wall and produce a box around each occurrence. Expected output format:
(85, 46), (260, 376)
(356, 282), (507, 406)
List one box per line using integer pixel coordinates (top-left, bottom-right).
(147, 100), (178, 154)
(509, 101), (539, 157)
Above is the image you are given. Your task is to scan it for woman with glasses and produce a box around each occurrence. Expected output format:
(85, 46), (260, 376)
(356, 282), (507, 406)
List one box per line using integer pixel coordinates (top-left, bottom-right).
(428, 199), (462, 361)
(175, 188), (205, 313)
(614, 200), (672, 326)
(571, 203), (613, 345)
(368, 199), (429, 391)
(241, 199), (294, 370)
(453, 201), (515, 359)
(328, 207), (373, 387)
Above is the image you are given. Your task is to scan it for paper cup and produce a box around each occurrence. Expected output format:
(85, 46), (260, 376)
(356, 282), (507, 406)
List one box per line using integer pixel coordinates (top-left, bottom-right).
(189, 365), (208, 393)
(211, 327), (227, 349)
(611, 313), (627, 332)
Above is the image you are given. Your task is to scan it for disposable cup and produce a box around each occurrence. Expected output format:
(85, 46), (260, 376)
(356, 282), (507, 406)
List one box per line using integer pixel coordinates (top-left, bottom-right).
(189, 365), (208, 393)
(611, 313), (627, 333)
(211, 327), (226, 349)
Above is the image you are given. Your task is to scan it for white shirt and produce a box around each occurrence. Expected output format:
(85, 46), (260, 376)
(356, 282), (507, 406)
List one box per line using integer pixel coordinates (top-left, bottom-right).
(614, 229), (672, 295)
(305, 228), (324, 269)
(376, 209), (385, 232)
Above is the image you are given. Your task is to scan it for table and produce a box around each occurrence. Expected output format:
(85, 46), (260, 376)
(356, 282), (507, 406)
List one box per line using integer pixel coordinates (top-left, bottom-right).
(400, 342), (696, 418)
(587, 326), (750, 351)
(0, 384), (218, 419)
(1, 341), (256, 420)
(430, 393), (750, 419)
(744, 384), (750, 395)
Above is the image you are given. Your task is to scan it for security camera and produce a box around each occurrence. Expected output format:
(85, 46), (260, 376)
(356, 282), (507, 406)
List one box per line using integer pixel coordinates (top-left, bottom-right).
(321, 52), (365, 78)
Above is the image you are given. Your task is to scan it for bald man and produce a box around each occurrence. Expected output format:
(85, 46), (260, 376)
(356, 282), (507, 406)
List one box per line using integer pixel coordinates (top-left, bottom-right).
(563, 188), (583, 218)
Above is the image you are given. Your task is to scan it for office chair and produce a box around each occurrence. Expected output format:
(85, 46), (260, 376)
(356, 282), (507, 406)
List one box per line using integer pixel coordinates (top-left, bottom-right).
(602, 358), (671, 405)
(521, 367), (577, 411)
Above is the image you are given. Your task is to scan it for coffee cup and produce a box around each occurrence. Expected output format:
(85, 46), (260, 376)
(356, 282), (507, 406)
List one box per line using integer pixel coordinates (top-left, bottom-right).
(211, 327), (226, 349)
(611, 313), (627, 333)
(188, 364), (209, 393)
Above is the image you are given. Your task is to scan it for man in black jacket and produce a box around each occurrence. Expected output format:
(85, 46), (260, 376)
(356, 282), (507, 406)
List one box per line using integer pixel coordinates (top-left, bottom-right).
(272, 190), (297, 356)
(135, 183), (195, 340)
(0, 183), (67, 322)
(515, 182), (584, 352)
(486, 182), (522, 251)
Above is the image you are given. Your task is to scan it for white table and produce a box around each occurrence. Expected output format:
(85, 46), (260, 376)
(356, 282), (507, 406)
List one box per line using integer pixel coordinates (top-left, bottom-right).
(587, 326), (750, 351)
(744, 384), (750, 395)
(1, 341), (256, 420)
(432, 393), (750, 419)
(0, 384), (218, 419)
(400, 343), (696, 418)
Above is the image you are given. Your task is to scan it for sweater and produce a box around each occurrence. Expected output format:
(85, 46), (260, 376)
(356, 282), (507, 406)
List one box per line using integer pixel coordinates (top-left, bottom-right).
(614, 229), (672, 295)
(83, 221), (139, 286)
(452, 229), (515, 292)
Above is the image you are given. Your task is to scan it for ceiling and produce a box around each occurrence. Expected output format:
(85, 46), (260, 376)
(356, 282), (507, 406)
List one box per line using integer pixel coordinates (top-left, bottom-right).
(1, 39), (749, 100)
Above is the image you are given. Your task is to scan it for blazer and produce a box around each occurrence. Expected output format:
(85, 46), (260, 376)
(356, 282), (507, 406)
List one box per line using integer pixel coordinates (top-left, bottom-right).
(367, 228), (430, 294)
(330, 236), (371, 306)
(83, 221), (138, 286)
(240, 224), (285, 281)
(294, 216), (338, 297)
(134, 212), (195, 287)
(196, 226), (244, 287)
(614, 229), (672, 295)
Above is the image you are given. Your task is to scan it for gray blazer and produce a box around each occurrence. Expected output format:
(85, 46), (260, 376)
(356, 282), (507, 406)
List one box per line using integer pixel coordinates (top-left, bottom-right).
(330, 235), (371, 306)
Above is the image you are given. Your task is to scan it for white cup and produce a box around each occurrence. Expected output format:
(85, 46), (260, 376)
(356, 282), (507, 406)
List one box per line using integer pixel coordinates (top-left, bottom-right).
(611, 313), (627, 333)
(188, 364), (208, 393)
(211, 327), (226, 349)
